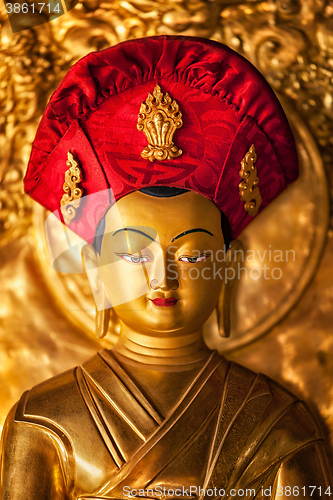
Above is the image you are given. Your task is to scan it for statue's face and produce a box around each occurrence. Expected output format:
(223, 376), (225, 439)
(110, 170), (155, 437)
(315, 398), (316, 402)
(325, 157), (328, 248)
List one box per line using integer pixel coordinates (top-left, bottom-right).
(98, 191), (225, 337)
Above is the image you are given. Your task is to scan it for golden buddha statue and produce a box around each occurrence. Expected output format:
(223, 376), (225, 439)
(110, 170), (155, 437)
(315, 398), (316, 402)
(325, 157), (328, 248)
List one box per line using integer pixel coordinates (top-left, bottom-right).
(0, 36), (331, 499)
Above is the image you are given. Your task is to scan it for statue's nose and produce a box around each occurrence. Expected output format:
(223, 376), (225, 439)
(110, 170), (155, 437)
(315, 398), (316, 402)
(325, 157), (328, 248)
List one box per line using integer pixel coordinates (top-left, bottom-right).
(147, 245), (179, 291)
(150, 277), (179, 291)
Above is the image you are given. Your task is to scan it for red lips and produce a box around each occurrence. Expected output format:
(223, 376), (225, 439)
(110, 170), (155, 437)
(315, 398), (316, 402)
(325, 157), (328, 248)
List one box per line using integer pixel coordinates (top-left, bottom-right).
(150, 298), (178, 307)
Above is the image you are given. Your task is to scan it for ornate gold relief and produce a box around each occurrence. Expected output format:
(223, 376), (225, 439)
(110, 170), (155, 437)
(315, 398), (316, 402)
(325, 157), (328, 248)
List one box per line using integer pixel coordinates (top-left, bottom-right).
(239, 144), (262, 217)
(137, 84), (183, 162)
(60, 151), (83, 225)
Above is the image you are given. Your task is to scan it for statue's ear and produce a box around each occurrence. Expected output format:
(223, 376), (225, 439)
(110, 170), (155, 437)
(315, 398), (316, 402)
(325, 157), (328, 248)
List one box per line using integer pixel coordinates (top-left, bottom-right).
(81, 244), (120, 339)
(81, 243), (98, 269)
(81, 244), (110, 309)
(216, 239), (244, 338)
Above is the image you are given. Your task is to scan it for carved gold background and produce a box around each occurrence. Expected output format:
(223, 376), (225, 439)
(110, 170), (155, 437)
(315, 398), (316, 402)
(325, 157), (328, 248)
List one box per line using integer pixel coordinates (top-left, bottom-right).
(0, 0), (332, 463)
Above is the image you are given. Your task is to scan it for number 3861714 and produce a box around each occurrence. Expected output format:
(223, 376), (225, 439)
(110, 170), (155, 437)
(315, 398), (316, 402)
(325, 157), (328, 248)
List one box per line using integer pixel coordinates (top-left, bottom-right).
(5, 3), (61, 14)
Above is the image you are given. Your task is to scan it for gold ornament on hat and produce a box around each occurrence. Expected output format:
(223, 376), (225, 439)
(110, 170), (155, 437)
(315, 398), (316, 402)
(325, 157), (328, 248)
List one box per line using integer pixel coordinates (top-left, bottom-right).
(60, 151), (83, 225)
(137, 84), (183, 162)
(239, 144), (262, 216)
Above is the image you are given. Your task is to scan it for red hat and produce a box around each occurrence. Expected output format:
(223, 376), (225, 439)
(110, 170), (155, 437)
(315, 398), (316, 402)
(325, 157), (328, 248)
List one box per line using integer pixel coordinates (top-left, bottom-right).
(24, 35), (298, 241)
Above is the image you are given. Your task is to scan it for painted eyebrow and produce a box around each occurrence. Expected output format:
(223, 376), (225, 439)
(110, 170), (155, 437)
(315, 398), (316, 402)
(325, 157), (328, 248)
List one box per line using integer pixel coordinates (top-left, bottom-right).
(171, 228), (214, 242)
(112, 228), (155, 242)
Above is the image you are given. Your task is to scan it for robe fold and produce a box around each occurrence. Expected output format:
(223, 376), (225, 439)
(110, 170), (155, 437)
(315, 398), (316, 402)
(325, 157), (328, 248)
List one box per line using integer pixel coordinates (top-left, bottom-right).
(0, 351), (331, 500)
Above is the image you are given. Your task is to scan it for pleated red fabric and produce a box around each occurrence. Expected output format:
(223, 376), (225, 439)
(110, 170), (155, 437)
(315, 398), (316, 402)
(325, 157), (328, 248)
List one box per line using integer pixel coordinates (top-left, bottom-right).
(24, 35), (298, 240)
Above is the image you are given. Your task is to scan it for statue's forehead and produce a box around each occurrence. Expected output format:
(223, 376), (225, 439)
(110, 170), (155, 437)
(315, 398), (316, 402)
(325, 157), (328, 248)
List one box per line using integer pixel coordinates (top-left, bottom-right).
(103, 191), (222, 239)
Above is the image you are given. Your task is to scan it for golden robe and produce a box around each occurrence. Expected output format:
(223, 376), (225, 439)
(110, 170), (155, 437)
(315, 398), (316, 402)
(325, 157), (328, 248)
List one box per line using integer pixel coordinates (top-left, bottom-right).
(0, 351), (331, 499)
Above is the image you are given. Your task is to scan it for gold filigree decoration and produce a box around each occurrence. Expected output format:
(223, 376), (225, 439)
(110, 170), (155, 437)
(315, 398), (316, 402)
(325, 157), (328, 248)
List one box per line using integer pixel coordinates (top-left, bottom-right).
(239, 144), (262, 217)
(137, 84), (183, 162)
(60, 151), (83, 225)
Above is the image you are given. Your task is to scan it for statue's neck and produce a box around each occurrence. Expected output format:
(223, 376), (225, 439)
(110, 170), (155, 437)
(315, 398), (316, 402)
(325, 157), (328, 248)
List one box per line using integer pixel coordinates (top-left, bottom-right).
(112, 323), (210, 366)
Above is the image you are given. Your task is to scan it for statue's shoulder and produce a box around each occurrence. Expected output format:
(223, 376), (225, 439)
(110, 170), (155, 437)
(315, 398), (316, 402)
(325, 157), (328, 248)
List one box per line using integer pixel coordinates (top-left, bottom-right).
(207, 357), (330, 488)
(14, 352), (104, 429)
(2, 352), (121, 493)
(222, 358), (297, 403)
(219, 357), (323, 441)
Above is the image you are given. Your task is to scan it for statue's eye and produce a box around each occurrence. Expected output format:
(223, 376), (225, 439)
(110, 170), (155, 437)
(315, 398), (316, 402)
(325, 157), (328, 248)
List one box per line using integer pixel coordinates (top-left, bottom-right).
(178, 254), (209, 263)
(116, 253), (151, 264)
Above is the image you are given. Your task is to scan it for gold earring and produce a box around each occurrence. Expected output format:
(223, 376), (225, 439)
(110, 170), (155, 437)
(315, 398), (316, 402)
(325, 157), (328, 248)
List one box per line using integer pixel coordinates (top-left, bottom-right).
(216, 240), (244, 338)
